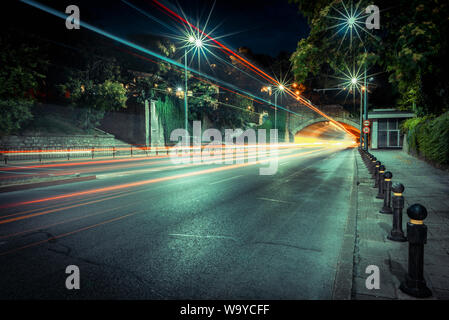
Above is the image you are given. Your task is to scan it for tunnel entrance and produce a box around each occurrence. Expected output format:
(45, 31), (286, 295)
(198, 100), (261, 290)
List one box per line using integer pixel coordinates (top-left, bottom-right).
(294, 121), (360, 144)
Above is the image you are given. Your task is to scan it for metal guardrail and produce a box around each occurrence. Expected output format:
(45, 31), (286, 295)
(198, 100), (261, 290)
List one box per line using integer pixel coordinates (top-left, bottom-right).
(0, 144), (171, 164)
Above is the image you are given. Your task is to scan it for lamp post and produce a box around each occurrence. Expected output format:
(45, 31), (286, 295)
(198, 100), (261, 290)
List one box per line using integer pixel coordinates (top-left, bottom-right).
(274, 84), (284, 131)
(184, 36), (203, 134)
(363, 61), (368, 150)
(360, 86), (364, 146)
(274, 84), (285, 129)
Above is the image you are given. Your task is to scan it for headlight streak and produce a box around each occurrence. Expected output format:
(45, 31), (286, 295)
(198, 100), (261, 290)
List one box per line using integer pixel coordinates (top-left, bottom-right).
(0, 146), (332, 211)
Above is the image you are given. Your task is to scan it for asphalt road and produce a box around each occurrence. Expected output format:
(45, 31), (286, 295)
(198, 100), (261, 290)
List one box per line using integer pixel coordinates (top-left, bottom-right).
(0, 144), (356, 299)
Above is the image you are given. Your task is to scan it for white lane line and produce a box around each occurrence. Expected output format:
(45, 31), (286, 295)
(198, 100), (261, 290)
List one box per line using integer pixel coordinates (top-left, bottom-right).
(168, 234), (237, 241)
(209, 174), (244, 185)
(280, 162), (290, 166)
(256, 197), (294, 204)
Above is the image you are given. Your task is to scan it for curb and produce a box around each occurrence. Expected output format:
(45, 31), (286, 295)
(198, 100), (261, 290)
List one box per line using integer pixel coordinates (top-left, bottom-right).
(331, 148), (359, 299)
(0, 175), (96, 193)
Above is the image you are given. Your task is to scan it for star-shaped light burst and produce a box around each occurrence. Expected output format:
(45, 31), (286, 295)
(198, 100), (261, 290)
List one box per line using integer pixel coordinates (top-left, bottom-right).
(327, 62), (365, 105)
(336, 63), (364, 93)
(169, 1), (241, 71)
(326, 1), (374, 50)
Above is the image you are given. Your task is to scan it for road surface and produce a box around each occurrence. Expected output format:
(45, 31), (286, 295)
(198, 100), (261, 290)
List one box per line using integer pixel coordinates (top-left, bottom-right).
(0, 144), (356, 299)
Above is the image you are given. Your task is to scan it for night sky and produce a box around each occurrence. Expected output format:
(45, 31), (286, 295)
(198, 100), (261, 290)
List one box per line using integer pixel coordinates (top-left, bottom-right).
(33, 0), (310, 57)
(174, 0), (310, 56)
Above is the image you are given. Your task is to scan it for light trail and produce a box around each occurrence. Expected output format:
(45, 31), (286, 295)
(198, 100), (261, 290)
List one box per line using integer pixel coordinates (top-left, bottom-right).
(0, 188), (138, 220)
(0, 202), (138, 240)
(151, 0), (356, 138)
(19, 0), (300, 119)
(20, 0), (354, 139)
(0, 147), (329, 210)
(116, 46), (264, 106)
(0, 211), (142, 257)
(0, 187), (149, 225)
(0, 142), (317, 170)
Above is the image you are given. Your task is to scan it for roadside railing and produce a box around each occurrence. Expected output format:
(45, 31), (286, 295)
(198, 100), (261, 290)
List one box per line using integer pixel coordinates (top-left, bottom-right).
(0, 144), (172, 164)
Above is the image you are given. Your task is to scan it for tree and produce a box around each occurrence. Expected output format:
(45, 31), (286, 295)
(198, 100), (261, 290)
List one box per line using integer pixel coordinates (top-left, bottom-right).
(62, 78), (127, 130)
(58, 54), (127, 130)
(289, 0), (449, 116)
(0, 32), (47, 135)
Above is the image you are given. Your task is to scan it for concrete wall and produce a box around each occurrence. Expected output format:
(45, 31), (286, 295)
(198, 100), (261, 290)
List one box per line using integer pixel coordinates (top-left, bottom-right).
(100, 105), (145, 146)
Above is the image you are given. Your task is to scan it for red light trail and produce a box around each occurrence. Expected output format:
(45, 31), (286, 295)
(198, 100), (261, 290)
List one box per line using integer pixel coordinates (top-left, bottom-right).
(151, 0), (356, 138)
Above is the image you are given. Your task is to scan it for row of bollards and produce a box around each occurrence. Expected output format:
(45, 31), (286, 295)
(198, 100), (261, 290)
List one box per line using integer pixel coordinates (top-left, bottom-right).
(358, 147), (432, 298)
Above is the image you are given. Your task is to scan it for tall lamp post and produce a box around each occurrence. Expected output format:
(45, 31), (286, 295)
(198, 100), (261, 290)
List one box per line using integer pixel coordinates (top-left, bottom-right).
(363, 61), (368, 150)
(184, 36), (203, 134)
(360, 85), (365, 146)
(274, 84), (285, 131)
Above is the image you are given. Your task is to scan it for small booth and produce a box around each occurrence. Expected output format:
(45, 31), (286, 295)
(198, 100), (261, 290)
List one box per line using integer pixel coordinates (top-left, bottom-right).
(368, 109), (415, 149)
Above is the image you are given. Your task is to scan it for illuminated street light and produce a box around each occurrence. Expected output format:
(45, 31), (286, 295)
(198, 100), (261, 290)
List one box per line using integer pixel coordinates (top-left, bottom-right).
(194, 39), (203, 48)
(183, 34), (205, 133)
(325, 1), (372, 50)
(347, 16), (356, 28)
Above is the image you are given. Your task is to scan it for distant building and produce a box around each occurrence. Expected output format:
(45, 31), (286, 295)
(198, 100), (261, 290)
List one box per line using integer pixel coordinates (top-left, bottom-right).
(368, 108), (415, 149)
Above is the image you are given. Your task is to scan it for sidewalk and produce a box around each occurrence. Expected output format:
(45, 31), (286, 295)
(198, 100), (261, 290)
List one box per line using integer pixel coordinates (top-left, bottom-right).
(352, 149), (449, 300)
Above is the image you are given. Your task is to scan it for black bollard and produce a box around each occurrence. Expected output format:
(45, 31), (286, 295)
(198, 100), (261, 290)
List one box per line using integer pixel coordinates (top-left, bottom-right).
(387, 183), (407, 242)
(399, 204), (432, 298)
(380, 171), (393, 214)
(376, 165), (385, 198)
(373, 161), (381, 185)
(369, 156), (377, 174)
(364, 153), (371, 167)
(375, 163), (384, 189)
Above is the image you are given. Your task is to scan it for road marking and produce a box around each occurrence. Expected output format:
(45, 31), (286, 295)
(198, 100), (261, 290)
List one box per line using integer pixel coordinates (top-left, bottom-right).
(169, 234), (237, 241)
(279, 162), (290, 166)
(209, 175), (244, 185)
(257, 197), (294, 204)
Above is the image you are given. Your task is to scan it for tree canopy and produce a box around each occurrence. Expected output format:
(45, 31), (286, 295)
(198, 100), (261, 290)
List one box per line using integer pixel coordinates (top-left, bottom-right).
(289, 0), (449, 116)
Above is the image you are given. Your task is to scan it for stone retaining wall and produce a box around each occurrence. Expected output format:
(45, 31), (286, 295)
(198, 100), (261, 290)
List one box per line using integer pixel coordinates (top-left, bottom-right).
(0, 134), (120, 149)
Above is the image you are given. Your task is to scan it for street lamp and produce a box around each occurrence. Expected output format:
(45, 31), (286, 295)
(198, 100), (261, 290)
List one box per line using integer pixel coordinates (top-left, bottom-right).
(184, 35), (203, 133)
